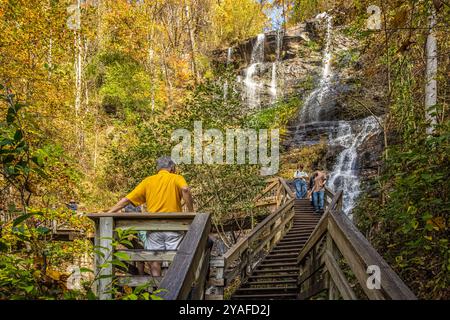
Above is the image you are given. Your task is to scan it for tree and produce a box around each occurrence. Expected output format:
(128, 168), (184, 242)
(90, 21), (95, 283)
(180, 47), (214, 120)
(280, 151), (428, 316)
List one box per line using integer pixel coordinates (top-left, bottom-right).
(425, 2), (438, 134)
(209, 0), (269, 47)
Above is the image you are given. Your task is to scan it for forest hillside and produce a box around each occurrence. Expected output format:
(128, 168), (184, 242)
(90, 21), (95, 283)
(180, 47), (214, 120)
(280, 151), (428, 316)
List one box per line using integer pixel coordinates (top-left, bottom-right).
(0, 0), (448, 300)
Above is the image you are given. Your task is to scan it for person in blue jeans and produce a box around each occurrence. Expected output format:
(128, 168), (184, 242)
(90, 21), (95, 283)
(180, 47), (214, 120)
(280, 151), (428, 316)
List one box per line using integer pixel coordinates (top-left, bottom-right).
(293, 165), (309, 199)
(312, 170), (327, 213)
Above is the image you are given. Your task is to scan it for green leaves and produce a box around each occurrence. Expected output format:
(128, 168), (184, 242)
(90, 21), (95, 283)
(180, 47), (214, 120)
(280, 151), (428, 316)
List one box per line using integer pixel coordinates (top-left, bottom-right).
(113, 251), (130, 261)
(12, 212), (42, 227)
(5, 101), (25, 125)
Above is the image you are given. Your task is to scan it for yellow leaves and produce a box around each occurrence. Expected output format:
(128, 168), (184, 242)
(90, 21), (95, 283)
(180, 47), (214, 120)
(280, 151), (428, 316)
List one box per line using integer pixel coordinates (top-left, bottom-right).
(426, 216), (446, 231)
(33, 270), (41, 279)
(424, 235), (433, 241)
(123, 285), (132, 295)
(46, 268), (62, 281)
(210, 0), (269, 47)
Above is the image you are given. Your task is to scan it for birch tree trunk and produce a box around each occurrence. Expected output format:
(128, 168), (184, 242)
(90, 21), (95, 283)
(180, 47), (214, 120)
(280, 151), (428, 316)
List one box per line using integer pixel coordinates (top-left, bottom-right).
(425, 6), (438, 134)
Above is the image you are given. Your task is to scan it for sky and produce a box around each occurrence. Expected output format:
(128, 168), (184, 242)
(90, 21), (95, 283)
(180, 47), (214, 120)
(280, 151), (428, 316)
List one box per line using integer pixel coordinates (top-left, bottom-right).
(268, 4), (284, 30)
(262, 0), (285, 31)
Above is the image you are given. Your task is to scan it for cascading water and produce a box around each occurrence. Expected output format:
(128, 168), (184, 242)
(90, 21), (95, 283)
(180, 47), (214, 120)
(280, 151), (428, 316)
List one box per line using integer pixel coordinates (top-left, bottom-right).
(269, 63), (277, 99)
(270, 30), (283, 101)
(299, 12), (333, 123)
(224, 47), (233, 99)
(327, 117), (380, 215)
(294, 12), (381, 216)
(227, 47), (233, 64)
(244, 33), (265, 108)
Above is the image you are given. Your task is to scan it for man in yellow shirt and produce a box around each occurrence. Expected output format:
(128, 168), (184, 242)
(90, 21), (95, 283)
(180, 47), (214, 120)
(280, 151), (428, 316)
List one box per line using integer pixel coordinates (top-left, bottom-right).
(108, 156), (194, 276)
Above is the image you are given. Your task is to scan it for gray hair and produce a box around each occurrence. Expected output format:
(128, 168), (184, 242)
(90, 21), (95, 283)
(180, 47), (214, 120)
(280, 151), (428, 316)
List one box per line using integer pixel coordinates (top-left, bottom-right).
(156, 156), (176, 171)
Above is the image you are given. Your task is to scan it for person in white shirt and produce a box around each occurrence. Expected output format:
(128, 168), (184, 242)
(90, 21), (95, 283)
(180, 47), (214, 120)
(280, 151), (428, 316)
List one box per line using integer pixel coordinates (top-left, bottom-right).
(293, 164), (309, 199)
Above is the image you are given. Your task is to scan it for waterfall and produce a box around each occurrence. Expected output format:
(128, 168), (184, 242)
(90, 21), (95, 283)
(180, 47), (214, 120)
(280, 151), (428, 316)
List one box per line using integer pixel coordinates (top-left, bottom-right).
(223, 47), (233, 100)
(292, 12), (381, 216)
(244, 33), (265, 108)
(227, 47), (233, 65)
(269, 63), (277, 99)
(270, 30), (283, 101)
(299, 13), (333, 123)
(327, 117), (380, 215)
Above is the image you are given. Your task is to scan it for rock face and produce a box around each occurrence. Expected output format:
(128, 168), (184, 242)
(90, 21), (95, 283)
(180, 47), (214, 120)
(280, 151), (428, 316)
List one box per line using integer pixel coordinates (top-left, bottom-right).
(212, 22), (324, 108)
(212, 15), (385, 215)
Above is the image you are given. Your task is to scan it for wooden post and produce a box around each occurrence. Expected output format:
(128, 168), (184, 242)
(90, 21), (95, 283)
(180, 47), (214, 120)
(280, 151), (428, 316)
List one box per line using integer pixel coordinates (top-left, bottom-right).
(95, 217), (114, 300)
(206, 257), (225, 300)
(326, 233), (337, 300)
(328, 279), (337, 300)
(190, 248), (211, 300)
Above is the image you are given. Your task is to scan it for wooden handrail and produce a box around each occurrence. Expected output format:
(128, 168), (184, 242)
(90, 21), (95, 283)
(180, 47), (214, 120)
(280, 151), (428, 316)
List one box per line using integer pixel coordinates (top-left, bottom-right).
(158, 213), (211, 299)
(254, 177), (294, 210)
(221, 177), (296, 289)
(297, 190), (417, 300)
(87, 212), (211, 300)
(86, 212), (197, 219)
(223, 198), (294, 264)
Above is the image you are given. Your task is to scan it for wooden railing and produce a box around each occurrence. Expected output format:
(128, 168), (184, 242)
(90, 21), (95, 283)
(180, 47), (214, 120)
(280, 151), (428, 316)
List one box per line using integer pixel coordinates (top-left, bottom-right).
(296, 189), (417, 300)
(206, 177), (296, 299)
(87, 212), (211, 300)
(254, 177), (295, 212)
(0, 210), (84, 241)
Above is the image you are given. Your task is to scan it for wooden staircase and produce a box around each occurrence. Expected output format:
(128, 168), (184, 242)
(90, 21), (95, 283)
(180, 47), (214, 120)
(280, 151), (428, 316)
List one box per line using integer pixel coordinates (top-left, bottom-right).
(87, 176), (417, 300)
(231, 199), (320, 300)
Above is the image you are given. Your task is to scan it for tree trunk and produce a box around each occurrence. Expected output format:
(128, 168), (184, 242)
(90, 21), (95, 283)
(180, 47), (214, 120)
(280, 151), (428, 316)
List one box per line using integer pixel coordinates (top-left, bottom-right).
(184, 0), (200, 83)
(425, 6), (438, 134)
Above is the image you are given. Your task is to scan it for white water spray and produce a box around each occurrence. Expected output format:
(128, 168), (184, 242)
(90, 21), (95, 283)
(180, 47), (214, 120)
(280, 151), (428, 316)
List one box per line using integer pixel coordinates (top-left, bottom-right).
(224, 47), (233, 99)
(327, 117), (380, 215)
(244, 34), (265, 108)
(294, 13), (381, 216)
(270, 30), (283, 101)
(300, 13), (333, 123)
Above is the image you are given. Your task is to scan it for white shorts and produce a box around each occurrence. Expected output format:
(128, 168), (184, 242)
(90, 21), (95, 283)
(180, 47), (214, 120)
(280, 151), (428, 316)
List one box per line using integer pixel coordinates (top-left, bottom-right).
(138, 231), (184, 251)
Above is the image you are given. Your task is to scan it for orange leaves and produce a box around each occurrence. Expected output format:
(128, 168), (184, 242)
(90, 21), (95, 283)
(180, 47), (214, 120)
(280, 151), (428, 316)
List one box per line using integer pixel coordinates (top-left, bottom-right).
(426, 216), (446, 231)
(46, 268), (62, 281)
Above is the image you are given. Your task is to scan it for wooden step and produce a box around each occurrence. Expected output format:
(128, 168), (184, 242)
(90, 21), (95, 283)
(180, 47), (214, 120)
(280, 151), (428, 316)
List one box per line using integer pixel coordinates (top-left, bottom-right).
(232, 293), (297, 300)
(281, 236), (309, 241)
(293, 224), (316, 229)
(270, 248), (303, 254)
(265, 253), (297, 259)
(280, 235), (310, 240)
(290, 225), (315, 228)
(234, 287), (297, 295)
(285, 234), (312, 238)
(243, 279), (297, 286)
(281, 232), (311, 241)
(259, 262), (298, 268)
(252, 267), (299, 273)
(277, 241), (306, 247)
(285, 231), (312, 236)
(235, 285), (297, 292)
(286, 230), (313, 234)
(288, 230), (315, 234)
(247, 274), (298, 280)
(261, 257), (298, 263)
(275, 244), (304, 249)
